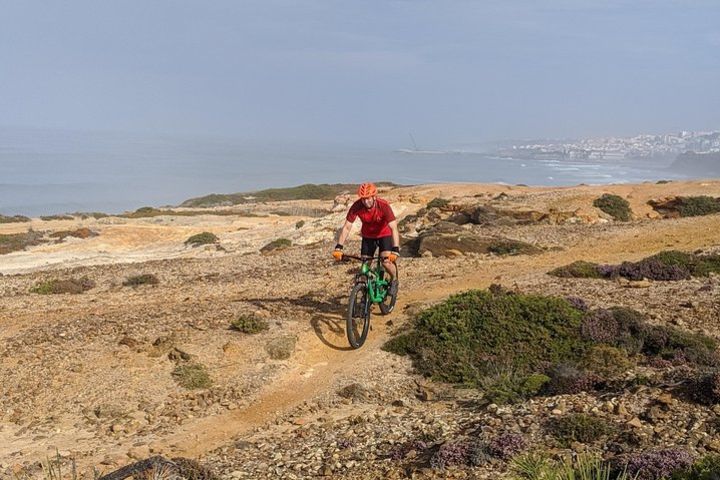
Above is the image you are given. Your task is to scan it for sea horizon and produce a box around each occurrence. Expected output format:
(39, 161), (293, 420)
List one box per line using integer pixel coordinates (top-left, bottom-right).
(0, 127), (693, 217)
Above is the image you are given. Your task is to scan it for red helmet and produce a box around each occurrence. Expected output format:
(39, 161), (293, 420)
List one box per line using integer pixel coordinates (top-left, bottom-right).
(357, 182), (377, 198)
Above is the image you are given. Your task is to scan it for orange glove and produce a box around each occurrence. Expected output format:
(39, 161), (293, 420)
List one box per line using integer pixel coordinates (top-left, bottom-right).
(387, 252), (399, 262)
(332, 249), (343, 261)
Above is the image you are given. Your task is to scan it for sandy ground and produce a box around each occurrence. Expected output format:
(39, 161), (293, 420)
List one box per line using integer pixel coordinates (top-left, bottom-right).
(1, 180), (720, 477)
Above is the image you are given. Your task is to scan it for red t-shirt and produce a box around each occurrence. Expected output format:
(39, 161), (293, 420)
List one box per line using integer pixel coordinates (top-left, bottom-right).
(346, 198), (396, 239)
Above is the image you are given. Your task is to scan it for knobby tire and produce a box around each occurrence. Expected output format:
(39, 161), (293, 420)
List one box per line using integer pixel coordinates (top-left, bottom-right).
(347, 282), (371, 349)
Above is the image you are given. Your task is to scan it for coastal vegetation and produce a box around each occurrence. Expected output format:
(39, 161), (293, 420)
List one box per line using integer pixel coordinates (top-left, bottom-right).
(593, 194), (632, 221)
(184, 232), (219, 247)
(180, 182), (398, 208)
(384, 288), (718, 404)
(0, 230), (45, 254)
(549, 250), (720, 281)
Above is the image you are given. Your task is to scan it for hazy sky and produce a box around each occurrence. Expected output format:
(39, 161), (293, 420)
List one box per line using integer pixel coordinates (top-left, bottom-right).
(1, 1), (719, 146)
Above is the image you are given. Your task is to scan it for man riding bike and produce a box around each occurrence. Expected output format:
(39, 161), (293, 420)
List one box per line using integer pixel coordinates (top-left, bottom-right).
(333, 182), (400, 297)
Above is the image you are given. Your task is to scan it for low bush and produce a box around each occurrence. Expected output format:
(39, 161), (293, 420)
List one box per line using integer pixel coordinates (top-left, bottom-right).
(546, 414), (616, 446)
(594, 194), (632, 221)
(295, 220), (305, 229)
(620, 448), (693, 480)
(123, 274), (159, 287)
(40, 215), (74, 221)
(689, 370), (720, 405)
(676, 196), (720, 217)
(427, 198), (450, 209)
(676, 454), (720, 480)
(487, 239), (540, 256)
(430, 439), (489, 469)
(231, 314), (269, 334)
(0, 230), (45, 254)
(184, 232), (219, 247)
(172, 362), (212, 389)
(260, 238), (291, 253)
(50, 227), (98, 241)
(580, 344), (632, 378)
(548, 261), (603, 279)
(382, 290), (588, 387)
(550, 250), (720, 281)
(487, 433), (526, 460)
(31, 277), (96, 294)
(478, 367), (549, 405)
(0, 214), (31, 223)
(543, 364), (602, 395)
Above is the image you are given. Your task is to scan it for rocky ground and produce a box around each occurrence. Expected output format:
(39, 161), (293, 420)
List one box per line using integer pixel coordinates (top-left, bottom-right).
(0, 180), (719, 479)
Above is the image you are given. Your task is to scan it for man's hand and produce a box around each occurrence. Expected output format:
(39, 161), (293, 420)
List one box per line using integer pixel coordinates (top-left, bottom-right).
(332, 244), (344, 261)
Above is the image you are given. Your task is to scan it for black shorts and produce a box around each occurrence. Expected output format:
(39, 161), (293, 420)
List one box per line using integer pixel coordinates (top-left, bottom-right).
(361, 236), (393, 257)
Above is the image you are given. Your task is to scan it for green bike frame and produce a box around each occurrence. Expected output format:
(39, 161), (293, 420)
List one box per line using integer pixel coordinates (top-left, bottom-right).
(359, 259), (389, 304)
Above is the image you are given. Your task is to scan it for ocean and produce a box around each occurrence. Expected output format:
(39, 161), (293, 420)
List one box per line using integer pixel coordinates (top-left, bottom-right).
(0, 127), (690, 217)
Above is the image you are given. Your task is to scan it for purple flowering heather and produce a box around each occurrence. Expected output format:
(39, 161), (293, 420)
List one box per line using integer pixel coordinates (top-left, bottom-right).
(388, 439), (428, 461)
(617, 259), (691, 281)
(487, 433), (526, 460)
(566, 296), (589, 312)
(623, 449), (693, 480)
(597, 264), (619, 278)
(581, 309), (620, 343)
(545, 364), (602, 395)
(430, 442), (469, 469)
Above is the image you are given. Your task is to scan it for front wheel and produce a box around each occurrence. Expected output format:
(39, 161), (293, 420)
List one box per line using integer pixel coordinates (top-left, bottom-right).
(347, 283), (371, 349)
(379, 267), (398, 315)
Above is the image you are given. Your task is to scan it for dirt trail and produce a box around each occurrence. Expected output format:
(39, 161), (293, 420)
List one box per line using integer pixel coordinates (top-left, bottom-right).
(149, 214), (720, 460)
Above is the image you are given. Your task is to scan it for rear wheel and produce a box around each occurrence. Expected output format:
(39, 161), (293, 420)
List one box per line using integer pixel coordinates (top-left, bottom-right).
(347, 282), (371, 349)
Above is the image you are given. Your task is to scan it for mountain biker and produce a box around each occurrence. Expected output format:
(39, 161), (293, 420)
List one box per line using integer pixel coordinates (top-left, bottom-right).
(333, 182), (400, 297)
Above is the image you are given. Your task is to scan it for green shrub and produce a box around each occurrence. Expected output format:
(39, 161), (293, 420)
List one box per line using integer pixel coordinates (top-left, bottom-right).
(0, 214), (31, 223)
(184, 232), (219, 247)
(580, 345), (632, 378)
(265, 335), (297, 360)
(676, 196), (720, 217)
(40, 215), (74, 221)
(547, 414), (616, 446)
(552, 250), (720, 280)
(382, 290), (589, 387)
(31, 277), (95, 294)
(488, 239), (540, 256)
(427, 198), (450, 209)
(593, 194), (632, 221)
(172, 362), (212, 389)
(656, 180), (671, 184)
(673, 454), (720, 480)
(231, 314), (269, 334)
(478, 366), (550, 405)
(0, 230), (45, 254)
(123, 274), (159, 287)
(295, 220), (305, 229)
(548, 261), (603, 279)
(260, 238), (291, 253)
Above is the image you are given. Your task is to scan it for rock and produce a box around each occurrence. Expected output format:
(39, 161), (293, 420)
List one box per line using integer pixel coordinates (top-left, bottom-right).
(627, 417), (644, 429)
(627, 279), (652, 288)
(126, 445), (150, 459)
(265, 335), (297, 360)
(337, 383), (369, 402)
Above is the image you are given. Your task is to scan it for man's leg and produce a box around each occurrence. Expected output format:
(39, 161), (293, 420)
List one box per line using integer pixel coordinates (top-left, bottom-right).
(380, 252), (397, 281)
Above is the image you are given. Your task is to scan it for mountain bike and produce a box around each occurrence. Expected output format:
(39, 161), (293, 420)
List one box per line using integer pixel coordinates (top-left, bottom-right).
(342, 254), (398, 349)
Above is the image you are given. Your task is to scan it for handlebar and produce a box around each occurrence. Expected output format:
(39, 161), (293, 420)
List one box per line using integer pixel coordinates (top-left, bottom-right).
(341, 254), (380, 262)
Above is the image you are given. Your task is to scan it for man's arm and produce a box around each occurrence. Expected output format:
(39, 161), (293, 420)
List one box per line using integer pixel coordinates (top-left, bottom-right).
(336, 219), (354, 247)
(388, 220), (400, 249)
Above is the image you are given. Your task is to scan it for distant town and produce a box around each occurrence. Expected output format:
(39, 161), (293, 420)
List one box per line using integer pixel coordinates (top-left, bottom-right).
(498, 130), (720, 161)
